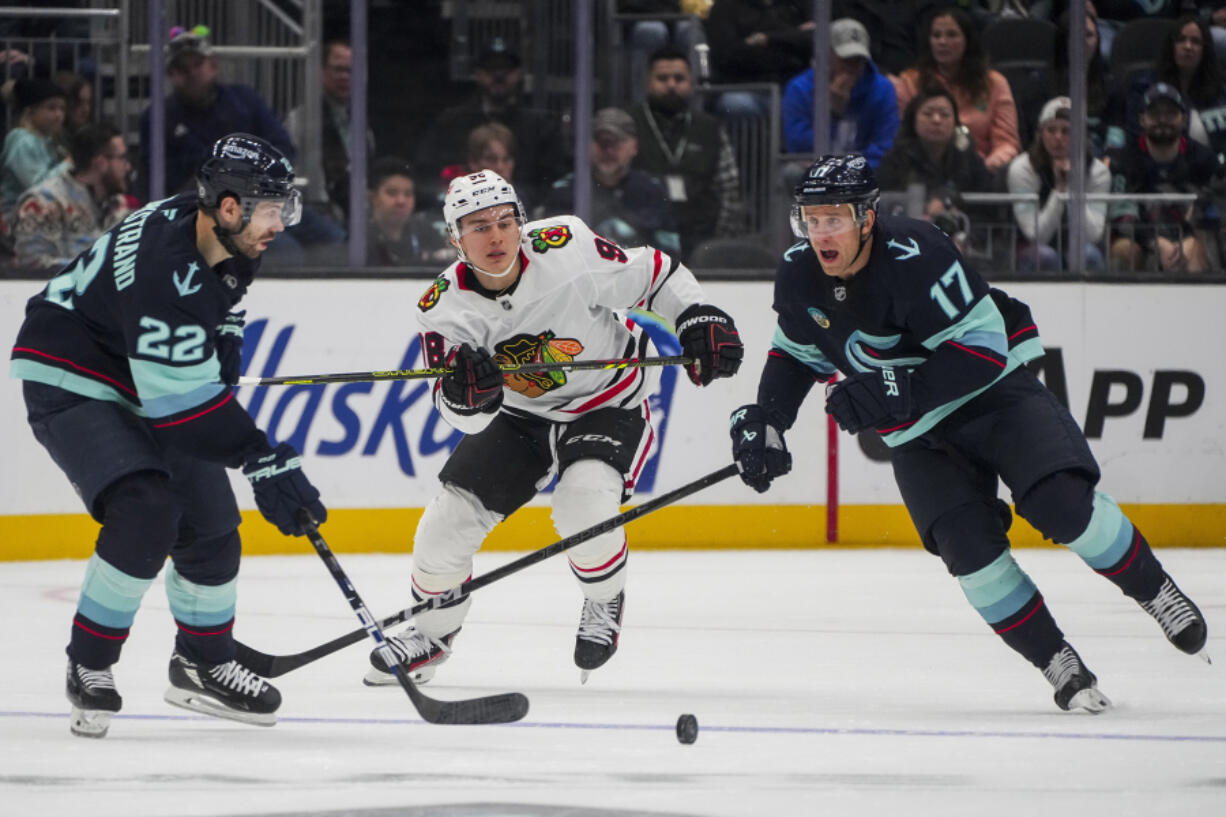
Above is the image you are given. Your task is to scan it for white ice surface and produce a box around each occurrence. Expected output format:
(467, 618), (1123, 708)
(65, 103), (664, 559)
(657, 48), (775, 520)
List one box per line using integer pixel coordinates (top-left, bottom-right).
(1, 548), (1223, 816)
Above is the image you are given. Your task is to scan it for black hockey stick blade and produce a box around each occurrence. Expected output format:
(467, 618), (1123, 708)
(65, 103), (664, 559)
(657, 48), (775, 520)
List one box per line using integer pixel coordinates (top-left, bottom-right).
(237, 355), (690, 387)
(236, 463), (740, 679)
(297, 513), (528, 725)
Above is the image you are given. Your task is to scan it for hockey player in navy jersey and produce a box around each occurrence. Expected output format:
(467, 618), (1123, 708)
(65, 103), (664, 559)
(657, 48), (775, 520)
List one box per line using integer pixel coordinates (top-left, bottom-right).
(363, 170), (743, 687)
(729, 153), (1208, 713)
(10, 133), (327, 737)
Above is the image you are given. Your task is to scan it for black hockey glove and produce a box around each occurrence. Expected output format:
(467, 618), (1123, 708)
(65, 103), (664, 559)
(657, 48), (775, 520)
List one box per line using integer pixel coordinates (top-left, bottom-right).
(729, 404), (791, 493)
(215, 310), (245, 387)
(676, 304), (743, 386)
(243, 442), (328, 537)
(825, 367), (912, 434)
(439, 343), (504, 414)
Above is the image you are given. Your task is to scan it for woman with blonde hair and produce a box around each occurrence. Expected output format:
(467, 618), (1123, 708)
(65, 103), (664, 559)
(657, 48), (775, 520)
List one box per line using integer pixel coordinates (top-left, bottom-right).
(1, 78), (68, 230)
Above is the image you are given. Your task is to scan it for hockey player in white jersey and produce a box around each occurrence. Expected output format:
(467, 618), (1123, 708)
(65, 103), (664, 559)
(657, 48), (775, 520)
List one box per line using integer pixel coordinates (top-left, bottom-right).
(365, 170), (743, 685)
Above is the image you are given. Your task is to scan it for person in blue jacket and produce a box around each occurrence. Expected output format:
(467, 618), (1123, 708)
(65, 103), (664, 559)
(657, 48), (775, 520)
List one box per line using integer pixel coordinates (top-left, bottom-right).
(781, 18), (898, 166)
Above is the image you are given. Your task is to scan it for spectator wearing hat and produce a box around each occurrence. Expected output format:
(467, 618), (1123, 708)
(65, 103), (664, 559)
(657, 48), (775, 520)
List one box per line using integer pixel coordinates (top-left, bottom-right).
(629, 45), (745, 261)
(0, 77), (68, 232)
(1006, 96), (1112, 275)
(1106, 83), (1226, 273)
(781, 17), (898, 165)
(538, 107), (680, 256)
(365, 156), (448, 267)
(13, 120), (134, 274)
(414, 37), (567, 207)
(139, 26), (295, 198)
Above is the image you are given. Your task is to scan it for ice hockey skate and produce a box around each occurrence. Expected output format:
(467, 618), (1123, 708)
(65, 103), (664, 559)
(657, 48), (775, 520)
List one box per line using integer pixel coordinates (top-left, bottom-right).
(364, 626), (459, 686)
(1043, 642), (1112, 713)
(66, 659), (122, 738)
(575, 590), (624, 684)
(1139, 574), (1210, 662)
(163, 651), (281, 726)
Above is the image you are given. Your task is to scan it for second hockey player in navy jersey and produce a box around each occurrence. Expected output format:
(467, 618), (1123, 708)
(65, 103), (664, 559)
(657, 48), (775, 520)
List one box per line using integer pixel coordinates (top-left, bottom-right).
(11, 134), (327, 737)
(729, 153), (1208, 713)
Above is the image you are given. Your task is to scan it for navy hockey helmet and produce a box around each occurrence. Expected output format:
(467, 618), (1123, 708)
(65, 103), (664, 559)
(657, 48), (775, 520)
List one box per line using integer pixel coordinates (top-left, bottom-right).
(791, 153), (879, 238)
(197, 133), (302, 227)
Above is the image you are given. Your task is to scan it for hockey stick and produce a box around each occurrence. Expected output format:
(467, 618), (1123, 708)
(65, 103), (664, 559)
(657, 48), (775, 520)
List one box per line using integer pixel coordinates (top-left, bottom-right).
(236, 463), (740, 679)
(237, 355), (691, 387)
(295, 511), (530, 725)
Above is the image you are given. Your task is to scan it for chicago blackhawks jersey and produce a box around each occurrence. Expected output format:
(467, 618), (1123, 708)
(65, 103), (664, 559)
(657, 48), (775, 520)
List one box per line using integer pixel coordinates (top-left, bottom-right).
(10, 193), (268, 465)
(416, 214), (704, 432)
(760, 213), (1045, 447)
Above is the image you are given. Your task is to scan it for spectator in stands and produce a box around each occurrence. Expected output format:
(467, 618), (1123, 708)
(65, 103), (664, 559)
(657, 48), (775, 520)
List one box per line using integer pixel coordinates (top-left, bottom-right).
(877, 86), (1000, 260)
(892, 7), (1022, 174)
(539, 107), (681, 256)
(13, 121), (133, 274)
(0, 78), (67, 233)
(1107, 83), (1224, 273)
(284, 38), (372, 226)
(782, 18), (898, 167)
(365, 156), (449, 267)
(465, 122), (517, 188)
(1113, 15), (1226, 158)
(53, 71), (93, 145)
(140, 26), (295, 196)
(630, 45), (745, 260)
(415, 37), (567, 207)
(703, 0), (814, 119)
(831, 1), (948, 76)
(617, 1), (707, 100)
(1007, 96), (1111, 274)
(1053, 8), (1115, 159)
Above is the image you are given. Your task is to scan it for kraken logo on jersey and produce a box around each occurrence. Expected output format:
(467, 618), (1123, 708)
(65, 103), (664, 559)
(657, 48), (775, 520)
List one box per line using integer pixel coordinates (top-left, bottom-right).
(807, 307), (831, 329)
(417, 276), (450, 312)
(497, 331), (584, 397)
(528, 224), (573, 253)
(173, 262), (202, 297)
(886, 237), (921, 261)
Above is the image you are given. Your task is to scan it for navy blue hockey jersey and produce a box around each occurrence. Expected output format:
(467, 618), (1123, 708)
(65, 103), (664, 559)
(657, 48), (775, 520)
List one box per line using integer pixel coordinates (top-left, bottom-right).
(10, 193), (268, 465)
(762, 213), (1044, 446)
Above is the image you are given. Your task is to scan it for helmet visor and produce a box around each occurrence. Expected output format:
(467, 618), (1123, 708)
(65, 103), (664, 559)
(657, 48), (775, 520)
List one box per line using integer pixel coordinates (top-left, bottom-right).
(796, 205), (859, 239)
(245, 188), (302, 229)
(455, 204), (524, 242)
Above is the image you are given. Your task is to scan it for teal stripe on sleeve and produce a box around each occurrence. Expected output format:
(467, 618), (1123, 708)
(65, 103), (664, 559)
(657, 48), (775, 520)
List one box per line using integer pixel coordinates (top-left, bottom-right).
(10, 359), (145, 414)
(922, 295), (1008, 355)
(130, 356), (226, 418)
(771, 325), (837, 378)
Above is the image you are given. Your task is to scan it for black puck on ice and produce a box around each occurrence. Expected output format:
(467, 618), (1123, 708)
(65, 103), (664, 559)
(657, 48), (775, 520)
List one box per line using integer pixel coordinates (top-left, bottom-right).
(675, 713), (698, 744)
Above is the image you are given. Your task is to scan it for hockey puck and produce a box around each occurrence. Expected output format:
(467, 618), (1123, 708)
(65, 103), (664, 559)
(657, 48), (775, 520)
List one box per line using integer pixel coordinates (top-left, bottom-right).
(675, 713), (698, 744)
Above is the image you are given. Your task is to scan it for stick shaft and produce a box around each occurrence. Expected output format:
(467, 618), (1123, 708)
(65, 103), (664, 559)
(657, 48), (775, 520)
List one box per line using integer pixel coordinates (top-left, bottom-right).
(237, 355), (690, 387)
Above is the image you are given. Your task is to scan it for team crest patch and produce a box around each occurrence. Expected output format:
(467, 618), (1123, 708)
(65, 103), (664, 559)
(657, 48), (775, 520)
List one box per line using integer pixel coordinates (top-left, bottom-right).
(417, 276), (450, 311)
(528, 225), (573, 253)
(808, 307), (831, 329)
(496, 331), (584, 397)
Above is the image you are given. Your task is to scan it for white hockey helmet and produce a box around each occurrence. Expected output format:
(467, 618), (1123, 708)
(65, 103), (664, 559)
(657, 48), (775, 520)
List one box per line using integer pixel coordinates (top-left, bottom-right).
(442, 170), (526, 245)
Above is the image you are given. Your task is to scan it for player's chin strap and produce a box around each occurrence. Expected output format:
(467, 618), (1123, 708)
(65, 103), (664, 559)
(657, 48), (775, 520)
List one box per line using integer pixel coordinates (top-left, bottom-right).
(846, 207), (874, 269)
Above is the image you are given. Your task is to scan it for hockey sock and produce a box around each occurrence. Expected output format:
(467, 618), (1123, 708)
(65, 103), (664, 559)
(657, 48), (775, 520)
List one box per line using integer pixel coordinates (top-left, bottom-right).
(1065, 492), (1164, 601)
(70, 553), (156, 668)
(165, 563), (237, 665)
(411, 569), (473, 639)
(957, 550), (1065, 668)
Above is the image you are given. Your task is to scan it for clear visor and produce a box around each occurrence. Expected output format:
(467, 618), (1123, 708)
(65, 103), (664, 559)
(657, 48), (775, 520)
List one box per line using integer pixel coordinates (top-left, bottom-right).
(245, 188), (302, 229)
(456, 205), (524, 241)
(797, 206), (860, 239)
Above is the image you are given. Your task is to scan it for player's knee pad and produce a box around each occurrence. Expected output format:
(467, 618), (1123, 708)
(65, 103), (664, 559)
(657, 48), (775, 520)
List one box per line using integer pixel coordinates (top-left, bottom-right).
(1015, 470), (1096, 545)
(170, 528), (241, 586)
(552, 460), (623, 562)
(413, 483), (501, 577)
(928, 501), (1011, 578)
(94, 471), (181, 578)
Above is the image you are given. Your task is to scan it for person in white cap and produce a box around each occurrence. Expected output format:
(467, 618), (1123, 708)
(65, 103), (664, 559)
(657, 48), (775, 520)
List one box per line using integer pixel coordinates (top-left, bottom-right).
(1005, 96), (1112, 274)
(782, 17), (899, 164)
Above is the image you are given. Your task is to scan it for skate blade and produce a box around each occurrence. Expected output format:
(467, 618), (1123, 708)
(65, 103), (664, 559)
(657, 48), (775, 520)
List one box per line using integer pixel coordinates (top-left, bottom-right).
(1197, 649), (1212, 665)
(163, 686), (276, 727)
(1067, 687), (1113, 714)
(579, 669), (591, 685)
(69, 706), (113, 738)
(362, 665), (435, 687)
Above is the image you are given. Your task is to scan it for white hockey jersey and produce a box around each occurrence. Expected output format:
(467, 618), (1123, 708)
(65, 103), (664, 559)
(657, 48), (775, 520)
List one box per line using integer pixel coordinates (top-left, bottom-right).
(415, 214), (705, 433)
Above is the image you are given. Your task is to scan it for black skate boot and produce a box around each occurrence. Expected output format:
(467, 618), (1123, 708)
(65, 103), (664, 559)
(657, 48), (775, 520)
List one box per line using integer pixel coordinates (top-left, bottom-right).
(575, 590), (624, 683)
(66, 659), (122, 738)
(364, 627), (460, 686)
(164, 652), (281, 726)
(1138, 574), (1209, 659)
(1042, 642), (1112, 713)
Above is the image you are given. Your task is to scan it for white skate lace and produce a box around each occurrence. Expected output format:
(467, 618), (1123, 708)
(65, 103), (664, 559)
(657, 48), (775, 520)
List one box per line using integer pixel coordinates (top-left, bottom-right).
(387, 630), (451, 664)
(1141, 578), (1199, 638)
(577, 597), (622, 646)
(208, 660), (267, 697)
(1042, 645), (1082, 689)
(77, 666), (116, 691)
